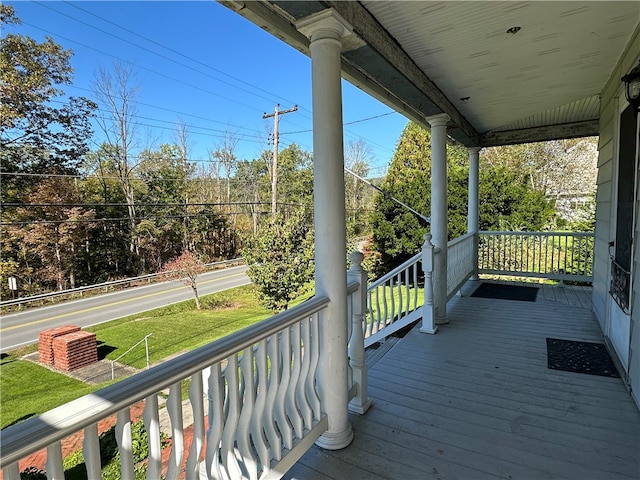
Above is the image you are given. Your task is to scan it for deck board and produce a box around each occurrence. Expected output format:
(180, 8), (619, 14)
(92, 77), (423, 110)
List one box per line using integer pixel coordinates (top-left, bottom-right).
(285, 281), (640, 480)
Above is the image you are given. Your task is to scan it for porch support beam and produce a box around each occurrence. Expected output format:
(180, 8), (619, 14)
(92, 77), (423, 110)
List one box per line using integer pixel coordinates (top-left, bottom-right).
(479, 120), (599, 147)
(468, 147), (481, 280)
(427, 113), (450, 325)
(297, 9), (354, 451)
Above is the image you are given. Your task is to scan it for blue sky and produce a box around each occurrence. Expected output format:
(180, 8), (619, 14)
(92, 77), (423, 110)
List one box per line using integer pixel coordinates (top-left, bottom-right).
(6, 1), (410, 176)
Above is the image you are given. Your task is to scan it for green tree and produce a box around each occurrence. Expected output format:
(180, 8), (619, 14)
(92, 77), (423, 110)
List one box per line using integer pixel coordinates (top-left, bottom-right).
(371, 121), (555, 274)
(370, 122), (468, 273)
(7, 177), (96, 291)
(137, 144), (194, 270)
(241, 211), (314, 312)
(0, 5), (96, 202)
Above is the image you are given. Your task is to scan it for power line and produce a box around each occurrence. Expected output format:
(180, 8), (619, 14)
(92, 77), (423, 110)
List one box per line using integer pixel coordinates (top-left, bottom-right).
(33, 1), (289, 109)
(20, 20), (263, 114)
(2, 202), (307, 209)
(62, 0), (298, 109)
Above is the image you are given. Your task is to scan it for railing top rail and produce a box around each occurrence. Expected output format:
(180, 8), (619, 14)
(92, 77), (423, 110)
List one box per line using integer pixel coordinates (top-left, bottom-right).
(368, 251), (422, 290)
(479, 230), (594, 237)
(448, 231), (475, 247)
(0, 294), (329, 467)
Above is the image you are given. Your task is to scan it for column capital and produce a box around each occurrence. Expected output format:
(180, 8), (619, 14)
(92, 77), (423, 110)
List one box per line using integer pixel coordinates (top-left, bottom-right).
(467, 146), (482, 154)
(296, 9), (353, 42)
(425, 113), (450, 128)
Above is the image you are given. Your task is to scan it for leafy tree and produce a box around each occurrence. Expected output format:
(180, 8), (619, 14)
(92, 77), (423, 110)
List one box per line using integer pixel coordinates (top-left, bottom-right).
(241, 211), (314, 312)
(0, 5), (96, 202)
(370, 121), (555, 273)
(137, 144), (194, 270)
(370, 122), (468, 272)
(160, 251), (207, 309)
(275, 143), (313, 216)
(7, 177), (96, 291)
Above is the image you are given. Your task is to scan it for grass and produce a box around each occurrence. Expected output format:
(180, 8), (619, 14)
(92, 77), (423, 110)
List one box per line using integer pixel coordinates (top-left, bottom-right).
(1, 354), (96, 429)
(0, 284), (275, 429)
(86, 285), (272, 369)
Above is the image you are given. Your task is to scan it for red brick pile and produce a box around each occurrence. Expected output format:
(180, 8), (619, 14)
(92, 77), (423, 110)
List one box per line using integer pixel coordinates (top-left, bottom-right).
(38, 325), (98, 371)
(38, 325), (81, 365)
(52, 331), (98, 371)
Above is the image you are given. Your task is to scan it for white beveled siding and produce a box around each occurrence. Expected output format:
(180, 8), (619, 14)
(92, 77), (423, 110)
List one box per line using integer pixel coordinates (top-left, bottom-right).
(594, 21), (640, 407)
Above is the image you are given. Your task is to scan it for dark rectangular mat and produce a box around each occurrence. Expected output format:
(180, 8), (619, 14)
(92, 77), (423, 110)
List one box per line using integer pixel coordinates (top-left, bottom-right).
(470, 282), (539, 302)
(546, 338), (620, 378)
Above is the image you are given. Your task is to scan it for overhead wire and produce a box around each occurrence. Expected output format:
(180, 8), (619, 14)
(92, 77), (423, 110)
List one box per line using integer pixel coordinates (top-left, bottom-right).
(14, 3), (399, 176)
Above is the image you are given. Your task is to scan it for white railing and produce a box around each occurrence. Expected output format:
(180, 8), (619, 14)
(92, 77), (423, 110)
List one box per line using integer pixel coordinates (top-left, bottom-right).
(365, 252), (423, 347)
(1, 258), (370, 480)
(364, 232), (477, 344)
(446, 232), (476, 300)
(478, 231), (594, 282)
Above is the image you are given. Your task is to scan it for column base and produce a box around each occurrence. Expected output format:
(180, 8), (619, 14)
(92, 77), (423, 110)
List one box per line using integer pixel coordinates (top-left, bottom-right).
(348, 397), (372, 415)
(315, 423), (354, 450)
(420, 324), (438, 334)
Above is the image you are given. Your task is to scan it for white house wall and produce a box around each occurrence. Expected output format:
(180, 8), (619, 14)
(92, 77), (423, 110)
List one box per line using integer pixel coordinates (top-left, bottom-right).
(595, 22), (640, 407)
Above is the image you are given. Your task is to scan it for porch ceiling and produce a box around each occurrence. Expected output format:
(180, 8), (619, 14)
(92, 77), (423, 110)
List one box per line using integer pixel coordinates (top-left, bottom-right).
(220, 1), (640, 147)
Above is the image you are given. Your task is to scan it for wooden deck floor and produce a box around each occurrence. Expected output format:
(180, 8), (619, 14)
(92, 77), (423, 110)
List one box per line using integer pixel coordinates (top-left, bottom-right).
(285, 281), (640, 480)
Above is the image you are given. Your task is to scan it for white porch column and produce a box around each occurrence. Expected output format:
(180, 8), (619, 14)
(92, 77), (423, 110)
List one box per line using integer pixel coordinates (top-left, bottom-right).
(427, 114), (450, 325)
(297, 10), (353, 450)
(468, 147), (481, 280)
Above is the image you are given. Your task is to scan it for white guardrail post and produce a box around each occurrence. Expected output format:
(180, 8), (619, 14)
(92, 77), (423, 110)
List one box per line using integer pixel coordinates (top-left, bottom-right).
(420, 233), (438, 334)
(347, 252), (372, 414)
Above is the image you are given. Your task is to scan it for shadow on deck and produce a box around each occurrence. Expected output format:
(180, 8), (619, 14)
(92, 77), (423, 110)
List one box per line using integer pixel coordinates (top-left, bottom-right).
(285, 280), (640, 480)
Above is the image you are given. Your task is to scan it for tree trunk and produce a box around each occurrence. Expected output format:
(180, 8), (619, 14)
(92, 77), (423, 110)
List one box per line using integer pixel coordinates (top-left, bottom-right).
(191, 284), (201, 310)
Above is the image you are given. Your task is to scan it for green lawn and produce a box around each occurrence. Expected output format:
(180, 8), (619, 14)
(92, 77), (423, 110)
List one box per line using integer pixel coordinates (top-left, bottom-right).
(86, 285), (272, 368)
(1, 355), (97, 429)
(0, 285), (274, 429)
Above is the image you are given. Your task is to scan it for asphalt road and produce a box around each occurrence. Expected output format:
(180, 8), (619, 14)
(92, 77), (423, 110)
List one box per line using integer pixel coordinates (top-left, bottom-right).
(0, 265), (250, 353)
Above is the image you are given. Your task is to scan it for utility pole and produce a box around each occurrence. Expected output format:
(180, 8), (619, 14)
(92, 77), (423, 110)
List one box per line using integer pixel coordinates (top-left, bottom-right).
(263, 104), (298, 214)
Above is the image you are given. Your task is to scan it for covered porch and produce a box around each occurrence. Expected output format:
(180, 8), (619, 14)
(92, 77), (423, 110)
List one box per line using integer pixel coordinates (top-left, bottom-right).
(287, 281), (640, 480)
(2, 1), (640, 479)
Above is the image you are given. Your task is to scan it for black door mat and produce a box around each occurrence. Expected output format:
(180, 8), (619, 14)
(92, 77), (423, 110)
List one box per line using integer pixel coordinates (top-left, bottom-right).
(546, 338), (620, 378)
(470, 282), (539, 302)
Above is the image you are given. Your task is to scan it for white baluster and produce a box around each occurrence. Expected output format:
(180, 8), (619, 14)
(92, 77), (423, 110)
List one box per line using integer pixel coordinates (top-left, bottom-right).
(286, 322), (304, 439)
(143, 394), (162, 480)
(205, 363), (224, 480)
(413, 263), (419, 310)
(298, 319), (313, 430)
(1, 464), (19, 480)
(221, 355), (242, 479)
(251, 340), (271, 475)
(275, 329), (293, 450)
(365, 290), (374, 338)
(264, 334), (282, 461)
(306, 314), (322, 421)
(186, 372), (205, 480)
(165, 382), (184, 480)
(46, 441), (64, 480)
(83, 423), (101, 480)
(116, 408), (135, 480)
(237, 349), (258, 480)
(375, 287), (382, 333)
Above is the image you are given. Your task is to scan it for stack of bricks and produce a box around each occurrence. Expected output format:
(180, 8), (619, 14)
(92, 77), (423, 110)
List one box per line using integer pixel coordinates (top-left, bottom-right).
(38, 325), (81, 366)
(52, 331), (98, 371)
